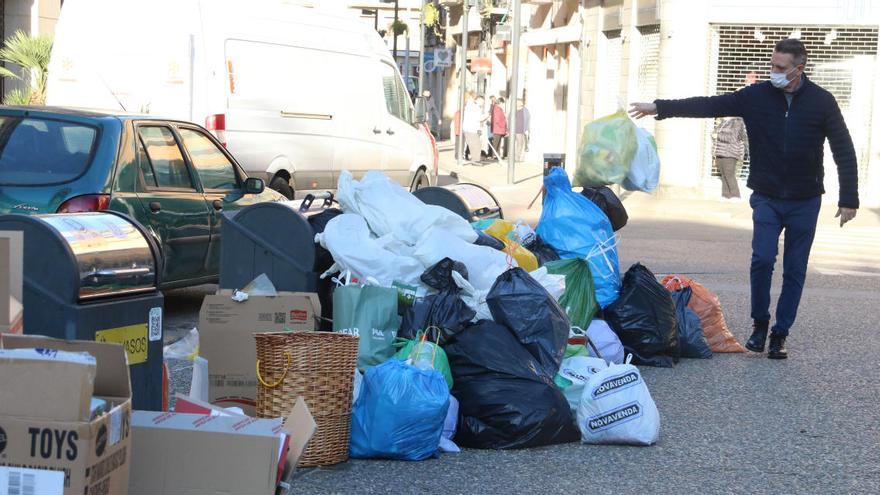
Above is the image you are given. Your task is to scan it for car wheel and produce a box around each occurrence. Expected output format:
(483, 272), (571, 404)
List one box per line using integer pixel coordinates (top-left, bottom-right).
(410, 169), (430, 192)
(270, 176), (295, 200)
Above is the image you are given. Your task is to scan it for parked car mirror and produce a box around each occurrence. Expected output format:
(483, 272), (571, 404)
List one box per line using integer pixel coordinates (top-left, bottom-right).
(412, 96), (428, 125)
(244, 177), (265, 194)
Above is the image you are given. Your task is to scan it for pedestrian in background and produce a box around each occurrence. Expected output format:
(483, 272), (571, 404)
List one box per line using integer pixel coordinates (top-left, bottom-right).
(423, 90), (441, 137)
(462, 93), (485, 164)
(514, 99), (530, 162)
(491, 96), (508, 160)
(629, 38), (859, 359)
(713, 116), (747, 201)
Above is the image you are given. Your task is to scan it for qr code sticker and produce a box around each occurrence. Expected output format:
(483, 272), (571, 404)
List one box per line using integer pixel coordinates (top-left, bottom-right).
(148, 307), (162, 342)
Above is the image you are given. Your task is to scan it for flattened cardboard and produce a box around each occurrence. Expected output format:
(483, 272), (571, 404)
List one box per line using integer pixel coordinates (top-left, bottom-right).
(0, 231), (23, 334)
(199, 291), (319, 413)
(129, 398), (316, 495)
(0, 335), (132, 495)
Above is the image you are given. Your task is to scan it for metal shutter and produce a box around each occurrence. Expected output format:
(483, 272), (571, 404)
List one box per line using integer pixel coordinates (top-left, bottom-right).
(707, 24), (878, 182)
(637, 24), (661, 134)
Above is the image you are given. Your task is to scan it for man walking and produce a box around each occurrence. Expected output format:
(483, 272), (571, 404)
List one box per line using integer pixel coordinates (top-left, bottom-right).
(514, 99), (530, 162)
(629, 38), (859, 359)
(462, 94), (486, 164)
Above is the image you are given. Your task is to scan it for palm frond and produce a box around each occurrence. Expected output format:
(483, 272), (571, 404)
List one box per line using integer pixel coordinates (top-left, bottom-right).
(3, 87), (33, 106)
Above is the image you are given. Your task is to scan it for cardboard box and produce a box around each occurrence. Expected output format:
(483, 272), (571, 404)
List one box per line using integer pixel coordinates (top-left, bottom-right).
(199, 291), (320, 414)
(0, 348), (96, 422)
(0, 334), (132, 495)
(0, 232), (23, 334)
(129, 397), (316, 495)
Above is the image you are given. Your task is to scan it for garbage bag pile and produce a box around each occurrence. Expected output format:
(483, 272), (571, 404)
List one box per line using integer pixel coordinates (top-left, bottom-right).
(305, 168), (744, 460)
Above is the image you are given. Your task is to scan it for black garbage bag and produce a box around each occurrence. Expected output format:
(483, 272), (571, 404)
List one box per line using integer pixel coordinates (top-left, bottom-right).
(523, 235), (560, 267)
(308, 208), (345, 331)
(474, 230), (506, 251)
(421, 257), (469, 291)
(399, 291), (476, 343)
(581, 186), (628, 232)
(487, 268), (570, 377)
(671, 288), (713, 359)
(445, 320), (580, 450)
(605, 263), (679, 367)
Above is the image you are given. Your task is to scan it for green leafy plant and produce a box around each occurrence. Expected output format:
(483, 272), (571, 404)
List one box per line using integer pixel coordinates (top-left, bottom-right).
(0, 30), (53, 105)
(390, 19), (409, 36)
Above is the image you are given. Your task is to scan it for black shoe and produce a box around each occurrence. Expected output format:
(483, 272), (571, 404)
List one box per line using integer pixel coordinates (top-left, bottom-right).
(745, 320), (769, 353)
(768, 334), (788, 359)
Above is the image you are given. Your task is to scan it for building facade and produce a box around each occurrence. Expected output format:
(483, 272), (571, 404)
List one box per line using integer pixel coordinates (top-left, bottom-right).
(583, 0), (880, 206)
(0, 0), (61, 98)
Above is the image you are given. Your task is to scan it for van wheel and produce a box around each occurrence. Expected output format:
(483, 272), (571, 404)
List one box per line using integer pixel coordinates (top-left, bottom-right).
(410, 169), (430, 192)
(270, 176), (295, 200)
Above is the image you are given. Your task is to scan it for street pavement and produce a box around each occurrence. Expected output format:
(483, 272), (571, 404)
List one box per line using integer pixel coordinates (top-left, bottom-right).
(163, 151), (880, 494)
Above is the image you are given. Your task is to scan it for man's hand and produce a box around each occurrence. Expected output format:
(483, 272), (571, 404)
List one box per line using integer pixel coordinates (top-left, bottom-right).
(628, 102), (657, 119)
(835, 207), (857, 227)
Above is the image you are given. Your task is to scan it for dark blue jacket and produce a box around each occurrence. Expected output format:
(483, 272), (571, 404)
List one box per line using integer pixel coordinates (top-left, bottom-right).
(654, 76), (859, 208)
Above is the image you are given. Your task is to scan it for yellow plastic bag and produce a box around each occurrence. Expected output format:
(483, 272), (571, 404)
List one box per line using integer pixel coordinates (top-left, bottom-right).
(484, 220), (538, 272)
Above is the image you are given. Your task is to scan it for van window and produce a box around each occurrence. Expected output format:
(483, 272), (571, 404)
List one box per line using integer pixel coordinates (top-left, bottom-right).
(0, 117), (97, 185)
(379, 63), (412, 123)
(137, 126), (195, 190)
(179, 128), (238, 190)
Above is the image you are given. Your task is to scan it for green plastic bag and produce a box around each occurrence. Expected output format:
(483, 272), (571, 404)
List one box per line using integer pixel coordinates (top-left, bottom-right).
(574, 110), (638, 187)
(546, 258), (599, 330)
(393, 335), (453, 390)
(333, 285), (401, 372)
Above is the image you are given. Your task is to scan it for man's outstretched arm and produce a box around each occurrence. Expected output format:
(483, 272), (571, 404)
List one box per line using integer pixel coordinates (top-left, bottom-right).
(629, 91), (744, 120)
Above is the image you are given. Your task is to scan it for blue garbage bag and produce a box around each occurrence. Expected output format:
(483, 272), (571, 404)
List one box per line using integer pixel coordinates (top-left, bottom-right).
(350, 359), (450, 461)
(536, 168), (621, 308)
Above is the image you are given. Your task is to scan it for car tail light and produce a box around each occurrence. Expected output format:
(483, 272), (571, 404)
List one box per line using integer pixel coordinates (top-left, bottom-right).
(205, 113), (227, 147)
(423, 123), (439, 180)
(57, 194), (111, 213)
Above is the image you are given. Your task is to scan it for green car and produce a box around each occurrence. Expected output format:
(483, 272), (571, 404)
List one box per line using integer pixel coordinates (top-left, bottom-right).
(0, 106), (285, 289)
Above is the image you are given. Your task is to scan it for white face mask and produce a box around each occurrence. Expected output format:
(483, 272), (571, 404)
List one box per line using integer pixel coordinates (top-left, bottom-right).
(770, 67), (798, 89)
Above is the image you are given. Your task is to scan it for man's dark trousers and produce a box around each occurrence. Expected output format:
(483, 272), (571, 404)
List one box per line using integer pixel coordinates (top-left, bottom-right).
(750, 192), (822, 336)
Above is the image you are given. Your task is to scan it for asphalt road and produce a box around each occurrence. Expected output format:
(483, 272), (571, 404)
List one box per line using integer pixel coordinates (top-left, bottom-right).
(162, 191), (880, 495)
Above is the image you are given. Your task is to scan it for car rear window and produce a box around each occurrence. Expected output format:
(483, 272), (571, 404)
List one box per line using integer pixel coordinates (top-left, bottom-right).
(0, 116), (98, 185)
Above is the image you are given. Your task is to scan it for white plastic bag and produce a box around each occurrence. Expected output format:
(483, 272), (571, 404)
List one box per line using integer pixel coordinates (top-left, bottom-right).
(557, 355), (608, 412)
(622, 127), (660, 193)
(316, 213), (426, 286)
(452, 271), (492, 321)
(577, 356), (660, 445)
(585, 319), (625, 364)
(529, 266), (566, 301)
(413, 225), (514, 291)
(439, 395), (461, 453)
(337, 170), (478, 245)
(163, 328), (209, 402)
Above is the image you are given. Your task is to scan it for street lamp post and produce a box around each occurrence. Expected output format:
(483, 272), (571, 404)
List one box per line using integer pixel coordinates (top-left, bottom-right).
(506, 0), (521, 185)
(393, 0), (399, 64)
(456, 0), (470, 172)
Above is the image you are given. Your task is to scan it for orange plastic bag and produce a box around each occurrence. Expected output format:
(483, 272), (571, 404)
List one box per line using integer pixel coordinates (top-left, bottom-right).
(661, 275), (745, 353)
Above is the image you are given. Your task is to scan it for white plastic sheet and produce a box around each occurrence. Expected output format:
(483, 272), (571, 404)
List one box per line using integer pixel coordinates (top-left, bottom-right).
(529, 266), (566, 302)
(622, 127), (660, 193)
(413, 226), (513, 292)
(577, 356), (660, 445)
(337, 170), (478, 245)
(315, 213), (425, 287)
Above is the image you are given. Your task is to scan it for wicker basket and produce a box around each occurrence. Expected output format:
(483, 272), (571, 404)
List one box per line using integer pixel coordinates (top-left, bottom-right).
(254, 331), (359, 467)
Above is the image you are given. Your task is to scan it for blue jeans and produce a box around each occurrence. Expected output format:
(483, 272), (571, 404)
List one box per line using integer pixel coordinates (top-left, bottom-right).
(749, 192), (821, 336)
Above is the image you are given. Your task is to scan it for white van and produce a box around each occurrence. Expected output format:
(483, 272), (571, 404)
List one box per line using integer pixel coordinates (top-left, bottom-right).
(46, 0), (438, 198)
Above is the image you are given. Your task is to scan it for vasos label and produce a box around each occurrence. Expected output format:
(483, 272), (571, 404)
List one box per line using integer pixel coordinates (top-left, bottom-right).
(95, 324), (148, 365)
(591, 371), (640, 399)
(587, 402), (642, 432)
